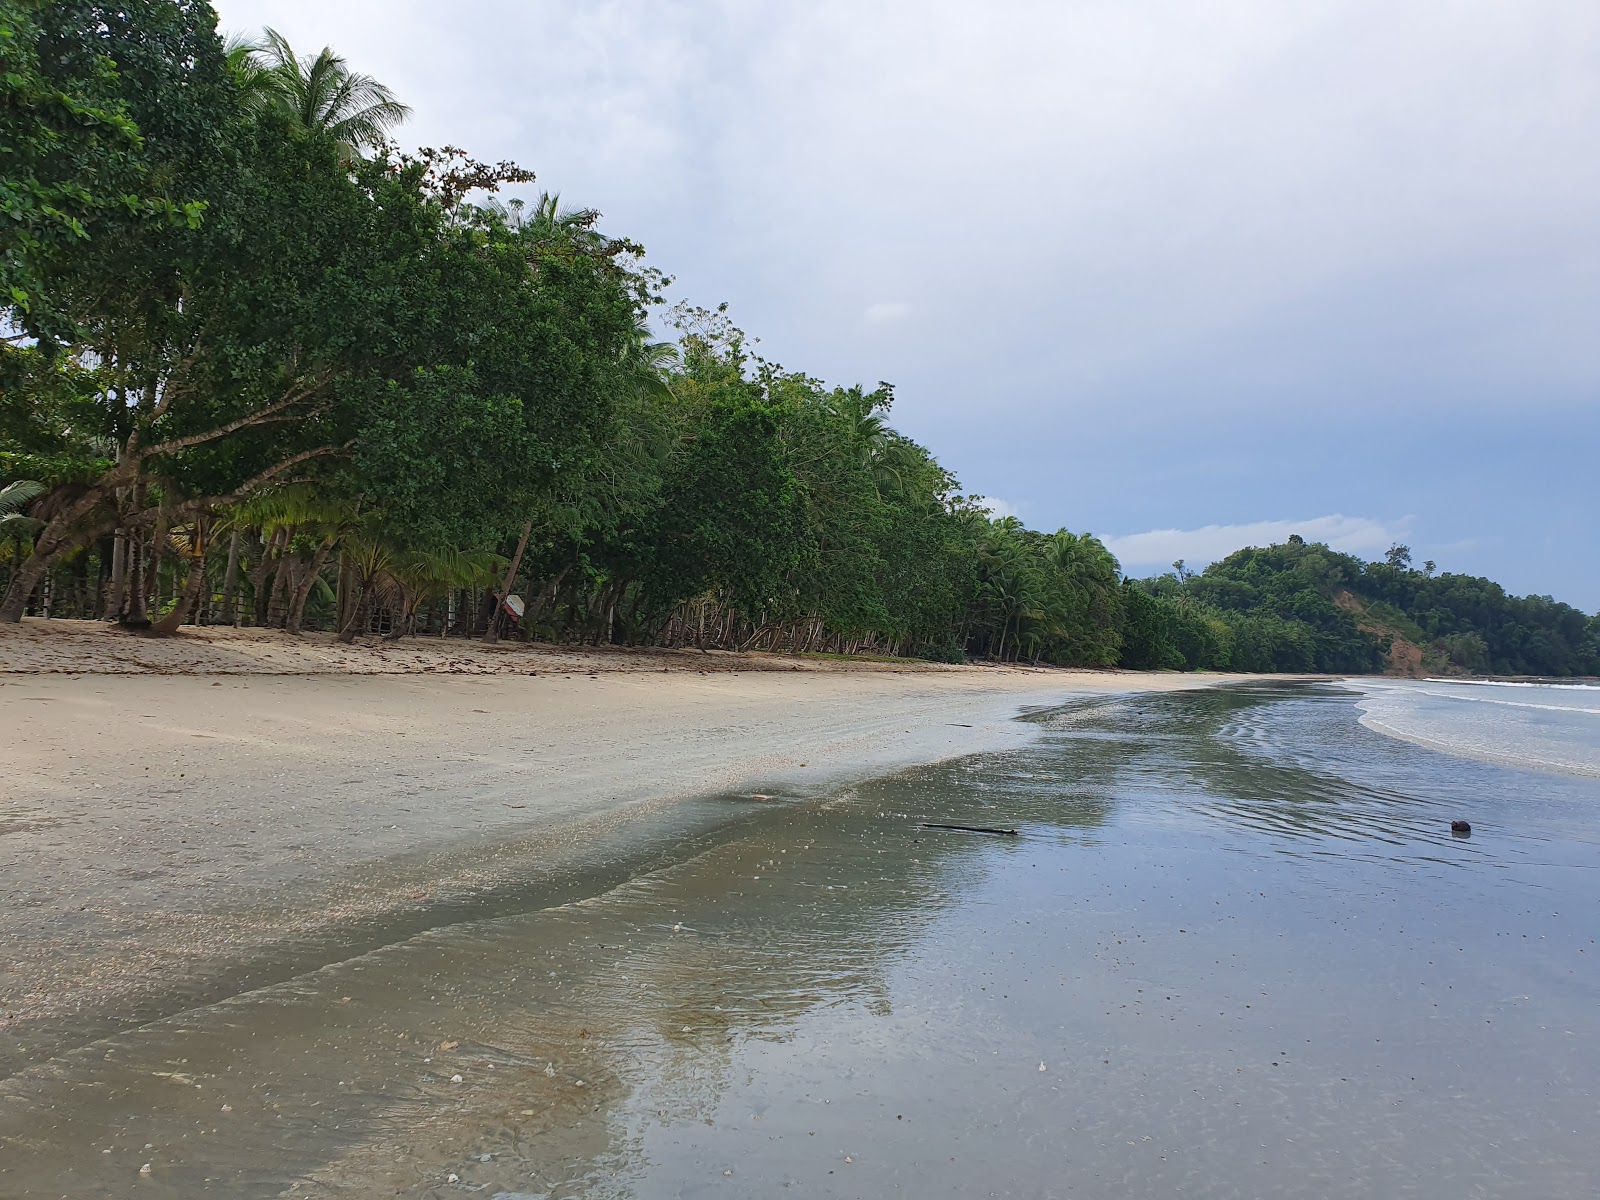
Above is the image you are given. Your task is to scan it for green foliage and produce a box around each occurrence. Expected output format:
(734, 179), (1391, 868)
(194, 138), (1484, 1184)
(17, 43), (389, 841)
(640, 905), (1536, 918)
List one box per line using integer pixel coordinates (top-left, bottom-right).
(1117, 582), (1181, 670)
(643, 389), (806, 618)
(228, 27), (410, 158)
(1361, 561), (1597, 676)
(1127, 538), (1597, 677)
(1, 0), (221, 338)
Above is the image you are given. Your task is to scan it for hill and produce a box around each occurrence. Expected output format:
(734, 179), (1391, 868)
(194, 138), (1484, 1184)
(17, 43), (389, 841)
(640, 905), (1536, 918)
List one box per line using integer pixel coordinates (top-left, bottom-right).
(1129, 538), (1600, 677)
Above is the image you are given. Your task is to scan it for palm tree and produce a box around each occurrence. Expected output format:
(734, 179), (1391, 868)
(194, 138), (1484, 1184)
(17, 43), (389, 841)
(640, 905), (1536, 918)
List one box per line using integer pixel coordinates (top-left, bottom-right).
(520, 192), (604, 251)
(221, 31), (277, 106)
(229, 28), (411, 158)
(1, 481), (46, 589)
(0, 480), (45, 531)
(622, 318), (679, 401)
(385, 547), (502, 638)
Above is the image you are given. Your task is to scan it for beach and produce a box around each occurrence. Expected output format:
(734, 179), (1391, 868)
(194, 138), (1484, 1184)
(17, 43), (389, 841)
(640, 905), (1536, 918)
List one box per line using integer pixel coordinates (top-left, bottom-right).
(3, 664), (1595, 1198)
(0, 619), (1250, 1077)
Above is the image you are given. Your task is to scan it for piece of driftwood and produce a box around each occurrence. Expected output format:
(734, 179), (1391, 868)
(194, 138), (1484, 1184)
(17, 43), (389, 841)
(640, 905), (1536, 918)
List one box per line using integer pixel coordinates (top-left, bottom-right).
(921, 822), (1018, 836)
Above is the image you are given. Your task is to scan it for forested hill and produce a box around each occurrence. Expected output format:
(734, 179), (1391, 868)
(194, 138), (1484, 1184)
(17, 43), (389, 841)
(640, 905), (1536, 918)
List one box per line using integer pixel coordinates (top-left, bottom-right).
(2, 3), (1595, 678)
(1127, 540), (1600, 678)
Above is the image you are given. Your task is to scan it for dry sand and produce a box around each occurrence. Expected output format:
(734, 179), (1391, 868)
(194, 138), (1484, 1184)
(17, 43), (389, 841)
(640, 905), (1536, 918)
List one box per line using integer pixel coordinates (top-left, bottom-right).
(0, 619), (1270, 1074)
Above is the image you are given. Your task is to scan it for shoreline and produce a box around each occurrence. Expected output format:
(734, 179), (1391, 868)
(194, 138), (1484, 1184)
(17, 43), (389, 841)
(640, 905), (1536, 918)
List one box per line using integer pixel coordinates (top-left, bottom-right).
(1, 618), (1304, 1076)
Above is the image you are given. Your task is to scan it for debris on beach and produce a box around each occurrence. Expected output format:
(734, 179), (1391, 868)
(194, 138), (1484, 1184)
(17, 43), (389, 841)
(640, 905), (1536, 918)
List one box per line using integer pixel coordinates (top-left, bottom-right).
(920, 822), (1019, 836)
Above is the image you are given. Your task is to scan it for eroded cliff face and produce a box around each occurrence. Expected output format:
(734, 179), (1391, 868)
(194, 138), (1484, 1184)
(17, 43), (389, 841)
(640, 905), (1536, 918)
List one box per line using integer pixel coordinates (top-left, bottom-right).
(1333, 590), (1428, 677)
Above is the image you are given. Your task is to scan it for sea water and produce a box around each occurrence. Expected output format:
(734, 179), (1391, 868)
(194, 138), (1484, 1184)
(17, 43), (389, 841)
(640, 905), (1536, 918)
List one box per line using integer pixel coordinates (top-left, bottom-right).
(1, 682), (1596, 1197)
(1350, 678), (1600, 778)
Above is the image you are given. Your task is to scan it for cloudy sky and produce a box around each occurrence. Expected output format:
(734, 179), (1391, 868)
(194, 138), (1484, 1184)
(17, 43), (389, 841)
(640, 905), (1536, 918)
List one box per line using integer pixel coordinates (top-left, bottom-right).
(216, 0), (1600, 609)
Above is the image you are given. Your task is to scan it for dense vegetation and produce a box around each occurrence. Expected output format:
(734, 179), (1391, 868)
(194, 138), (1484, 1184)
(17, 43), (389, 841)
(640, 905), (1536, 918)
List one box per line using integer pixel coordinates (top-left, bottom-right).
(4, 2), (1596, 676)
(1132, 540), (1600, 677)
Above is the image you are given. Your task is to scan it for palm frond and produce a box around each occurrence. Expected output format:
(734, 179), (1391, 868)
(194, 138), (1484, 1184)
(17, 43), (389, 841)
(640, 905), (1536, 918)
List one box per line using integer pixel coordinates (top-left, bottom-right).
(0, 480), (46, 516)
(0, 513), (44, 539)
(244, 27), (410, 156)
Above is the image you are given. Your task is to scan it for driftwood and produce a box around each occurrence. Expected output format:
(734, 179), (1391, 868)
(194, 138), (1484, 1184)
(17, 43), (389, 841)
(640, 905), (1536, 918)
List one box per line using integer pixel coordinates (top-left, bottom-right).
(921, 822), (1018, 837)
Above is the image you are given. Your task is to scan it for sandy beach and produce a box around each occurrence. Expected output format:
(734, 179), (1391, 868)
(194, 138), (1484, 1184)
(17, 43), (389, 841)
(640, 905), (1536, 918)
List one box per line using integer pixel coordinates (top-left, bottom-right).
(0, 619), (1262, 1074)
(5, 624), (1595, 1198)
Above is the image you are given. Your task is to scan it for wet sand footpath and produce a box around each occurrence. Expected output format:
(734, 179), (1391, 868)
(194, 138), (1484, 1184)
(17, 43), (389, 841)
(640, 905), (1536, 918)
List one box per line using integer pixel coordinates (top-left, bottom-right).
(0, 621), (1257, 1074)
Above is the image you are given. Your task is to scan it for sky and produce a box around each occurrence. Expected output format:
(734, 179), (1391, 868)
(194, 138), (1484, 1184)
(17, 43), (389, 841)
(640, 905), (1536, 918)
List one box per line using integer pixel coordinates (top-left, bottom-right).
(215, 0), (1600, 610)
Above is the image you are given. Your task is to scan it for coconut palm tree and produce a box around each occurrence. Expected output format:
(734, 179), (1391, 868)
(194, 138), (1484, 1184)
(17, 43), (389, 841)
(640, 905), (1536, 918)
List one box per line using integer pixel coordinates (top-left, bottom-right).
(0, 480), (45, 532)
(221, 31), (277, 106)
(229, 28), (411, 159)
(1, 482), (46, 589)
(520, 192), (604, 251)
(623, 318), (679, 401)
(384, 547), (503, 638)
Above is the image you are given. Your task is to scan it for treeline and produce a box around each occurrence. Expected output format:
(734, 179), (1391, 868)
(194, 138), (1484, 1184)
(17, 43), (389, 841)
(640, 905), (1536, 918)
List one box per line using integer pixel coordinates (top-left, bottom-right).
(0, 1), (1119, 663)
(1126, 540), (1600, 677)
(3, 3), (1596, 677)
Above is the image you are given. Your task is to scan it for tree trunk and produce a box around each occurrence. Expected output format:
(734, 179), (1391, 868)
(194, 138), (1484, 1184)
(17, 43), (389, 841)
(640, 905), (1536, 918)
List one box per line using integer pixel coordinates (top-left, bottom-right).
(1, 551), (47, 622)
(525, 566), (571, 627)
(149, 553), (208, 634)
(123, 533), (149, 625)
(218, 529), (243, 624)
(105, 529), (128, 621)
(266, 531), (296, 629)
(145, 511), (169, 620)
(286, 537), (336, 633)
(337, 583), (370, 644)
(483, 519), (533, 644)
(249, 528), (282, 625)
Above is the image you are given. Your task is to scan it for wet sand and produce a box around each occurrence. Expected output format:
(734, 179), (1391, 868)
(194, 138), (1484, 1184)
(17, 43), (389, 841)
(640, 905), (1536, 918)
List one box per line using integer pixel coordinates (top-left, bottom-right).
(3, 682), (1595, 1198)
(0, 625), (1254, 1078)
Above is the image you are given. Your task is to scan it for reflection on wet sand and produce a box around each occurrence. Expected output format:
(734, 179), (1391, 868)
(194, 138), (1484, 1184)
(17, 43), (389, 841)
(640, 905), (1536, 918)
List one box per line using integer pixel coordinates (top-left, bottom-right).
(2, 684), (1597, 1198)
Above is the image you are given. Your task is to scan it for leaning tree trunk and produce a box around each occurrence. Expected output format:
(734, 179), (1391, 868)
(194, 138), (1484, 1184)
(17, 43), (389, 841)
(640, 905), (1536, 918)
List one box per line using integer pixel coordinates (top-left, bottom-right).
(286, 538), (336, 634)
(266, 533), (297, 629)
(483, 519), (534, 644)
(0, 548), (50, 622)
(145, 509), (169, 621)
(336, 577), (371, 644)
(149, 552), (208, 634)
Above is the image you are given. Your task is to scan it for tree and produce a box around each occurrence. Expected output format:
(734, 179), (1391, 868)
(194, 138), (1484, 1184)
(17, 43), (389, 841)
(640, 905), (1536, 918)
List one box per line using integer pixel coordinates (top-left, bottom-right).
(1, 0), (214, 340)
(230, 27), (410, 157)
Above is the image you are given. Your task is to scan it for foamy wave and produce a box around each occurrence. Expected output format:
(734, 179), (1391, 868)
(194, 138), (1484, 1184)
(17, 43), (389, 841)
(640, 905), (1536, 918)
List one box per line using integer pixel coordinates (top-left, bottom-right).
(1424, 678), (1600, 690)
(1354, 713), (1600, 778)
(1351, 680), (1600, 778)
(1414, 689), (1600, 717)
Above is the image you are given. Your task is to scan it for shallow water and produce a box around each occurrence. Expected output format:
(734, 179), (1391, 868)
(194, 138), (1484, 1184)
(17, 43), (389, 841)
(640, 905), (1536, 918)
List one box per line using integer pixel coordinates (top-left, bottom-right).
(1349, 678), (1600, 778)
(3, 683), (1597, 1197)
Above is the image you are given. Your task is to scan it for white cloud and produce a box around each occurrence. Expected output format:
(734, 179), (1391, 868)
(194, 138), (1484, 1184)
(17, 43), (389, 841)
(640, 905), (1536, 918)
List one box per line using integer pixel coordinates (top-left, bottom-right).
(1103, 514), (1413, 569)
(863, 301), (911, 326)
(980, 497), (1021, 520)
